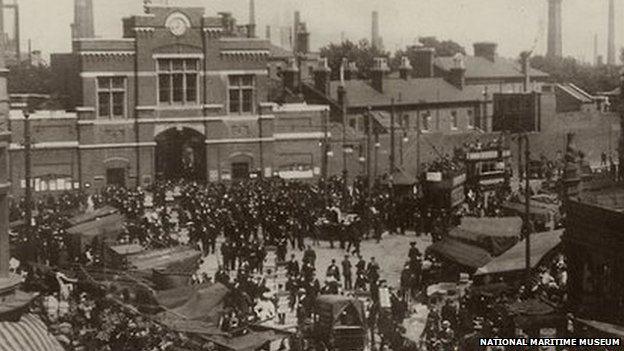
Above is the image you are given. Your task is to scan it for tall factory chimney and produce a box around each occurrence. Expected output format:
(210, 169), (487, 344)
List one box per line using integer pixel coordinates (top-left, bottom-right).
(594, 33), (599, 65)
(608, 0), (616, 65)
(546, 0), (563, 57)
(72, 0), (95, 39)
(372, 11), (382, 50)
(247, 0), (256, 38)
(293, 11), (301, 53)
(0, 0), (12, 280)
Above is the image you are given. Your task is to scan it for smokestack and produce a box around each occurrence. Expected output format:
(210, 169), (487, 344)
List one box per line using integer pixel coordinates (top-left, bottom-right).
(546, 0), (563, 57)
(608, 0), (616, 65)
(73, 0), (95, 39)
(293, 11), (301, 53)
(372, 11), (381, 50)
(0, 0), (9, 279)
(265, 25), (271, 41)
(247, 0), (256, 38)
(594, 33), (599, 66)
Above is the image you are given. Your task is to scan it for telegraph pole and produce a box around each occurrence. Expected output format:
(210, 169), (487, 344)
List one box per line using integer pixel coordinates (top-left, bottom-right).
(389, 98), (396, 174)
(258, 101), (264, 179)
(338, 84), (348, 208)
(523, 134), (531, 281)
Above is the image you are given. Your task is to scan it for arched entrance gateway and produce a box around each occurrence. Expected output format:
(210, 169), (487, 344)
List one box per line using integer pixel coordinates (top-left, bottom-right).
(155, 128), (207, 181)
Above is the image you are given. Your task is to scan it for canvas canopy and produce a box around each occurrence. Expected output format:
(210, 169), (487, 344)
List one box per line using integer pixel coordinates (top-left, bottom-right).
(428, 238), (493, 269)
(156, 283), (229, 322)
(501, 201), (559, 224)
(0, 314), (63, 351)
(575, 318), (624, 339)
(449, 217), (522, 256)
(66, 213), (125, 249)
(475, 230), (563, 276)
(68, 206), (118, 226)
(315, 295), (365, 326)
(203, 329), (288, 351)
(128, 246), (201, 272)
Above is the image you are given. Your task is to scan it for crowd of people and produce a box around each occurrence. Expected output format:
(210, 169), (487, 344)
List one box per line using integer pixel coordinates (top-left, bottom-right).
(5, 165), (574, 351)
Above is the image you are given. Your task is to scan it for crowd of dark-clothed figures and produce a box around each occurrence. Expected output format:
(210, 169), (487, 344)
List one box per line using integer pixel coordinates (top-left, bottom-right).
(5, 173), (539, 351)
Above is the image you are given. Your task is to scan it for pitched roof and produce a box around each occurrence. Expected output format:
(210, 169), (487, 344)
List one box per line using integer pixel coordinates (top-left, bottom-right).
(269, 44), (294, 59)
(434, 55), (549, 79)
(329, 78), (486, 108)
(556, 83), (594, 103)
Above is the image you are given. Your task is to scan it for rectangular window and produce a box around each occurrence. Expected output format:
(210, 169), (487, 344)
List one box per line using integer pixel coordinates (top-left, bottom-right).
(467, 110), (475, 129)
(96, 77), (126, 119)
(421, 112), (431, 132)
(402, 115), (410, 130)
(229, 74), (255, 114)
(157, 58), (199, 105)
(451, 110), (459, 130)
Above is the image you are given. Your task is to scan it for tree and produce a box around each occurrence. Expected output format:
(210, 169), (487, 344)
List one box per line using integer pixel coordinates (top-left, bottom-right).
(8, 63), (54, 94)
(417, 36), (466, 57)
(318, 39), (389, 80)
(530, 55), (619, 93)
(391, 37), (466, 71)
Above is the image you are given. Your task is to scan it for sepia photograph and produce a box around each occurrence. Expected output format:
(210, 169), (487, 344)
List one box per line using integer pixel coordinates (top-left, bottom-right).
(0, 0), (623, 349)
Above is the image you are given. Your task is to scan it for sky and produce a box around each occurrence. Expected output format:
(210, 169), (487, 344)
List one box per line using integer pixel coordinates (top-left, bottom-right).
(7, 0), (623, 63)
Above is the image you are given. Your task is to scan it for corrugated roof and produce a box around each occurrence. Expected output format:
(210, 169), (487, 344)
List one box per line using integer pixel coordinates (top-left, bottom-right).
(329, 78), (485, 108)
(434, 55), (549, 79)
(475, 229), (563, 276)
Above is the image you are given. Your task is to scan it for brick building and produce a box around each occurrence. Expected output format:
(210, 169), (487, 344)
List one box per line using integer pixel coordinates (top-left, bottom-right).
(9, 4), (330, 194)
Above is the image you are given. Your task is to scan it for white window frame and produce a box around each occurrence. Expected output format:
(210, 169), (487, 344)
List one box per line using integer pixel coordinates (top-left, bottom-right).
(156, 58), (200, 105)
(421, 111), (431, 133)
(451, 110), (459, 130)
(228, 74), (256, 115)
(467, 109), (475, 129)
(96, 76), (127, 119)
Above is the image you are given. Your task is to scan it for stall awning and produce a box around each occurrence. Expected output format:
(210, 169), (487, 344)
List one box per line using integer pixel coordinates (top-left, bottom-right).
(475, 230), (563, 276)
(203, 329), (288, 351)
(128, 246), (201, 272)
(156, 283), (229, 322)
(68, 206), (118, 226)
(450, 217), (522, 256)
(0, 314), (63, 351)
(575, 318), (624, 338)
(428, 238), (493, 269)
(66, 213), (125, 243)
(502, 201), (558, 223)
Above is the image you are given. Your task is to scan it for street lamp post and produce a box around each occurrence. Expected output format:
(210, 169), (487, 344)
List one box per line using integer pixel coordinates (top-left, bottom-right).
(523, 134), (531, 281)
(389, 98), (396, 174)
(338, 85), (348, 208)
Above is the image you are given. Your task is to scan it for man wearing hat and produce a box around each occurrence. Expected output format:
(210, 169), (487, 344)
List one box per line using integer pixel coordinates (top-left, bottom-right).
(408, 242), (421, 263)
(326, 259), (340, 282)
(342, 255), (353, 290)
(459, 318), (484, 351)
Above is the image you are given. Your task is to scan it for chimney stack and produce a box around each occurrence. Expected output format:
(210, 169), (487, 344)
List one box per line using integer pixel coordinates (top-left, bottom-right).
(247, 0), (256, 38)
(448, 54), (466, 89)
(0, 0), (10, 280)
(399, 56), (412, 80)
(370, 57), (389, 92)
(72, 0), (95, 39)
(283, 58), (299, 92)
(413, 47), (435, 78)
(372, 11), (380, 50)
(608, 0), (616, 65)
(314, 58), (332, 96)
(293, 11), (301, 53)
(266, 25), (271, 41)
(345, 62), (358, 81)
(547, 0), (563, 57)
(473, 42), (498, 62)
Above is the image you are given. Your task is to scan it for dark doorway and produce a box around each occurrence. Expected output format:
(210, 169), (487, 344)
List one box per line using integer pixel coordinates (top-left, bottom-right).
(106, 168), (126, 187)
(231, 162), (250, 180)
(155, 128), (207, 182)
